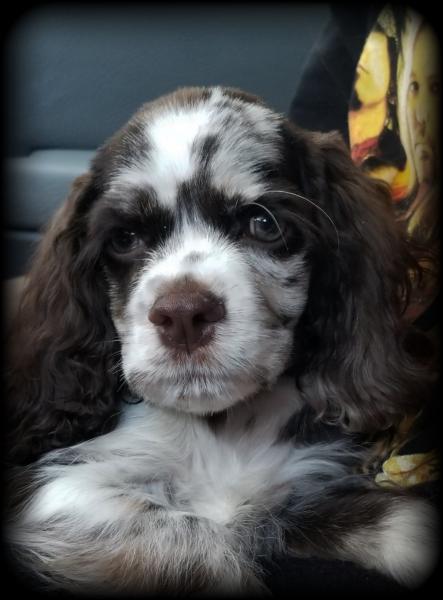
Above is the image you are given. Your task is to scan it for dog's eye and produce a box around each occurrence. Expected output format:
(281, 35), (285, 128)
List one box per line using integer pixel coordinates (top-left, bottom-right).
(248, 213), (282, 243)
(109, 230), (142, 254)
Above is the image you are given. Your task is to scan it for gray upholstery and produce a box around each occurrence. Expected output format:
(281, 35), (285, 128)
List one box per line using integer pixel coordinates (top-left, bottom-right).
(6, 151), (94, 230)
(4, 3), (330, 277)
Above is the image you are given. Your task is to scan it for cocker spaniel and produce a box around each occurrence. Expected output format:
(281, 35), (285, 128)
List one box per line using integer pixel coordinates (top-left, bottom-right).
(5, 87), (438, 595)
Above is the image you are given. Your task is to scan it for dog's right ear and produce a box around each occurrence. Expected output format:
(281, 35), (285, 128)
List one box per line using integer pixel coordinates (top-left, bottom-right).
(5, 173), (121, 466)
(284, 127), (432, 433)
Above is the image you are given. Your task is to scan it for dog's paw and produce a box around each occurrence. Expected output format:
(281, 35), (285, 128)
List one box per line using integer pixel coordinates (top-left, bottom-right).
(376, 498), (439, 587)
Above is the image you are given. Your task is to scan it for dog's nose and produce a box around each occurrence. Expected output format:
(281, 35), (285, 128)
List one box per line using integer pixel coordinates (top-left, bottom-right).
(148, 291), (225, 352)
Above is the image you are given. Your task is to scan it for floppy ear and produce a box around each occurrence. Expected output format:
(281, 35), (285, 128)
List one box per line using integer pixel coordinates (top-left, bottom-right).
(289, 128), (431, 432)
(5, 174), (121, 465)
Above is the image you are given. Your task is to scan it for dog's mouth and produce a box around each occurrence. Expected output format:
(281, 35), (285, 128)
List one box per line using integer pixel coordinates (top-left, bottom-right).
(126, 357), (268, 413)
(165, 343), (216, 366)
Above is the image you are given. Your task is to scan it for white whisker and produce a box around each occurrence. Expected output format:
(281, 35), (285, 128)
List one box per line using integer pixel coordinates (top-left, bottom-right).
(267, 190), (340, 252)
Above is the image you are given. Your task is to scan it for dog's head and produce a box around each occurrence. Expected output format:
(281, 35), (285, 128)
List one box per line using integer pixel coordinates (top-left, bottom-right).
(7, 87), (428, 463)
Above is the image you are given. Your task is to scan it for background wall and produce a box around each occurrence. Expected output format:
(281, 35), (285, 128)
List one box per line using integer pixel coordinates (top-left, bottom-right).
(4, 3), (330, 277)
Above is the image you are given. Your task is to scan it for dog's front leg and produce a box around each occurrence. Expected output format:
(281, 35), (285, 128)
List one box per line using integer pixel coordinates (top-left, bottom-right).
(283, 478), (438, 588)
(7, 460), (265, 595)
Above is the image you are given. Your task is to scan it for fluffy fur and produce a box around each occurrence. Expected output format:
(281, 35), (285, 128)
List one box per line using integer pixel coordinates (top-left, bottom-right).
(5, 86), (438, 594)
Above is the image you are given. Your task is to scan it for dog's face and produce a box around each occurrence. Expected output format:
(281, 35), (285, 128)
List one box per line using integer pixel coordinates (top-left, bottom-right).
(9, 86), (424, 465)
(88, 87), (313, 413)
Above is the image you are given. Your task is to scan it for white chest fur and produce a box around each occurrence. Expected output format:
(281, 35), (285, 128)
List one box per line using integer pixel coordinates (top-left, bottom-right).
(22, 378), (348, 529)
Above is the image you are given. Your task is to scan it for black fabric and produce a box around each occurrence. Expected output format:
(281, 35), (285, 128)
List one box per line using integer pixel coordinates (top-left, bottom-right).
(264, 556), (406, 596)
(289, 4), (382, 144)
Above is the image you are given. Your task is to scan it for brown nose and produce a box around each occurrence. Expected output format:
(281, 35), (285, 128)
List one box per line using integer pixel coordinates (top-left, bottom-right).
(148, 291), (225, 353)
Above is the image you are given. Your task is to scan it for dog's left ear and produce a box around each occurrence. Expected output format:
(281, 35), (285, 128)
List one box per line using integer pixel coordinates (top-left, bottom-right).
(287, 125), (431, 432)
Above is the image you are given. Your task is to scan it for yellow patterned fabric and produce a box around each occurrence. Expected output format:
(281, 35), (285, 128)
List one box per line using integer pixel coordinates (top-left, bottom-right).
(375, 450), (439, 488)
(360, 411), (439, 489)
(348, 5), (440, 322)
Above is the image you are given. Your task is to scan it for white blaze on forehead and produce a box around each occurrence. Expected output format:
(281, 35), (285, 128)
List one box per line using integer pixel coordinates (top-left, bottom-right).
(110, 88), (282, 208)
(142, 107), (213, 207)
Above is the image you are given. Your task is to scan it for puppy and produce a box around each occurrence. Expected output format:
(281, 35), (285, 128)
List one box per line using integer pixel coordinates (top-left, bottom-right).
(5, 87), (438, 594)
